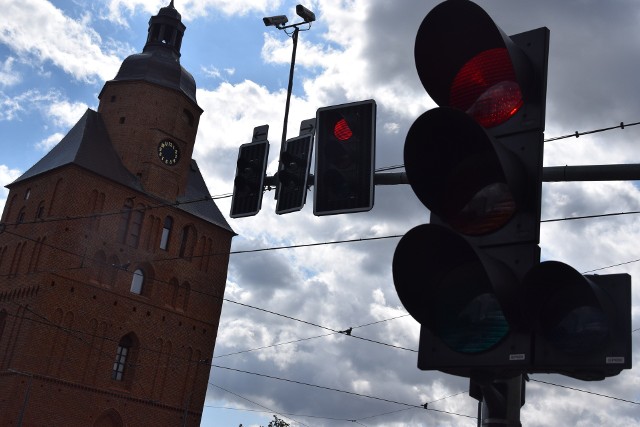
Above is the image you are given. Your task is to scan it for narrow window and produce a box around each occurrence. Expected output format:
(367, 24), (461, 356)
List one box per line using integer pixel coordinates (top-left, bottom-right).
(35, 201), (45, 219)
(130, 269), (144, 295)
(24, 188), (30, 200)
(118, 199), (133, 243)
(16, 207), (25, 224)
(128, 204), (145, 248)
(112, 335), (133, 381)
(179, 225), (197, 260)
(160, 216), (173, 250)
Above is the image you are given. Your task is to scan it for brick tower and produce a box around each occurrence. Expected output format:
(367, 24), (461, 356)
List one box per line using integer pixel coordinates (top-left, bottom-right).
(0, 2), (234, 426)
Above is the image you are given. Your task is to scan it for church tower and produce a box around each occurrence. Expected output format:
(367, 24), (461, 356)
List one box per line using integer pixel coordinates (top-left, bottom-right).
(0, 2), (234, 426)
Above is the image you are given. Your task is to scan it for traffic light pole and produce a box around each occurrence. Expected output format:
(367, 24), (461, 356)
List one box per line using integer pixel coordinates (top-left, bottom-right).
(471, 376), (525, 427)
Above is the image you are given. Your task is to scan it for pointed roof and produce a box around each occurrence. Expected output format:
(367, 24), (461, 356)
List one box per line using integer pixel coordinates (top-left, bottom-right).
(8, 110), (234, 234)
(179, 160), (235, 234)
(9, 109), (141, 190)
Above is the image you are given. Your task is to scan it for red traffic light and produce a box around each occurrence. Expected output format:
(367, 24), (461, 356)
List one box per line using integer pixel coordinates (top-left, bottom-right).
(314, 100), (376, 216)
(415, 0), (540, 133)
(451, 48), (523, 128)
(334, 118), (353, 141)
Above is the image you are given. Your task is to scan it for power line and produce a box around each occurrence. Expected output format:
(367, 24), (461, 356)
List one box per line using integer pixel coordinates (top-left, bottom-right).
(211, 364), (476, 420)
(4, 302), (466, 424)
(213, 315), (411, 359)
(543, 120), (640, 143)
(208, 383), (308, 427)
(531, 378), (640, 405)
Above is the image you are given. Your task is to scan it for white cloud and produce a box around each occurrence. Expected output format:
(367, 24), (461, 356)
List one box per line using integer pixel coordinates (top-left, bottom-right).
(0, 0), (123, 83)
(104, 0), (285, 23)
(0, 57), (21, 87)
(46, 100), (88, 128)
(36, 132), (65, 151)
(0, 164), (23, 214)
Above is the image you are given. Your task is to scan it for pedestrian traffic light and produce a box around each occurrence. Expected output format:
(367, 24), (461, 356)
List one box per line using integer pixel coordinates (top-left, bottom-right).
(230, 125), (269, 218)
(314, 100), (376, 216)
(276, 131), (314, 214)
(393, 0), (549, 378)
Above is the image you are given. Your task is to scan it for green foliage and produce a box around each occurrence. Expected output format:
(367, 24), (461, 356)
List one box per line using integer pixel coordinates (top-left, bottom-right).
(262, 415), (290, 427)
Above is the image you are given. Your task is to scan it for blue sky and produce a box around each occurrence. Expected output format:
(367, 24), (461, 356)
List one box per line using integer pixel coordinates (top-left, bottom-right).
(2, 1), (640, 426)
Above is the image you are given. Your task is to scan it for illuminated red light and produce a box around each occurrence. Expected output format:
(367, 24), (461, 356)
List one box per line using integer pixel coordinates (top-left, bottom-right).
(450, 48), (523, 128)
(334, 118), (353, 141)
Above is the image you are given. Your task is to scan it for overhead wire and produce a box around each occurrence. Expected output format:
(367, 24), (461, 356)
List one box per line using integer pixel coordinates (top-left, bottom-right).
(530, 378), (640, 405)
(208, 383), (308, 427)
(4, 302), (466, 423)
(210, 364), (476, 420)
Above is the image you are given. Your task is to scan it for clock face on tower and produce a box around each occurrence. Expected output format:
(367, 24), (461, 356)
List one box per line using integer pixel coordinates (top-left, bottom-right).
(158, 139), (180, 166)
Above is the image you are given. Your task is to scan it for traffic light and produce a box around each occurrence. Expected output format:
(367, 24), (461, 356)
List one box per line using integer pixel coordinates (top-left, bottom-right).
(230, 125), (270, 218)
(276, 121), (314, 214)
(523, 263), (631, 380)
(393, 0), (548, 378)
(394, 0), (631, 382)
(314, 99), (376, 216)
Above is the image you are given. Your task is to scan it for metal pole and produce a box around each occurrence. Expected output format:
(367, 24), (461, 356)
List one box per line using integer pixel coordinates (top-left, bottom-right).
(371, 164), (640, 187)
(478, 375), (524, 427)
(280, 26), (300, 149)
(543, 163), (640, 182)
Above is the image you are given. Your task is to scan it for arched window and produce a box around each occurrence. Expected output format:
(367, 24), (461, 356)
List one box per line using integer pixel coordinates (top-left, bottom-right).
(35, 201), (45, 220)
(117, 199), (133, 243)
(130, 269), (144, 295)
(16, 207), (26, 225)
(160, 216), (173, 250)
(128, 204), (145, 248)
(112, 333), (138, 383)
(179, 225), (197, 260)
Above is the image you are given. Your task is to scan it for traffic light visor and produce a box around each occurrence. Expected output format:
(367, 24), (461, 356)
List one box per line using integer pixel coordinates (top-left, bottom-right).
(393, 224), (517, 354)
(415, 0), (532, 128)
(524, 261), (616, 356)
(404, 108), (524, 235)
(451, 48), (523, 128)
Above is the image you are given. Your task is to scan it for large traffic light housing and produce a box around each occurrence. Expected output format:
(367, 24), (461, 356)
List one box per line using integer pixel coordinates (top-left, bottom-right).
(394, 0), (631, 381)
(393, 0), (545, 378)
(314, 100), (376, 216)
(230, 125), (270, 218)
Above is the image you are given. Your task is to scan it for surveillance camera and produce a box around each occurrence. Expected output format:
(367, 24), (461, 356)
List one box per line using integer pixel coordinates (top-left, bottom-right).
(263, 15), (288, 27)
(296, 5), (316, 23)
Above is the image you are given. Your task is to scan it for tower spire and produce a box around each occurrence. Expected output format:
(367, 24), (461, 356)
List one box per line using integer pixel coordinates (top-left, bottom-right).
(143, 1), (185, 58)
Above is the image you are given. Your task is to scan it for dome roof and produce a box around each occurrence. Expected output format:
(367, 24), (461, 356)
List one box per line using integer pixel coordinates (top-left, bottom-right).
(105, 1), (196, 104)
(111, 50), (197, 103)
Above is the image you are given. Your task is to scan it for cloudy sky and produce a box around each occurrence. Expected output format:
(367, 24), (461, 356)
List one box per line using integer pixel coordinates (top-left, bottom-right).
(2, 0), (640, 425)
